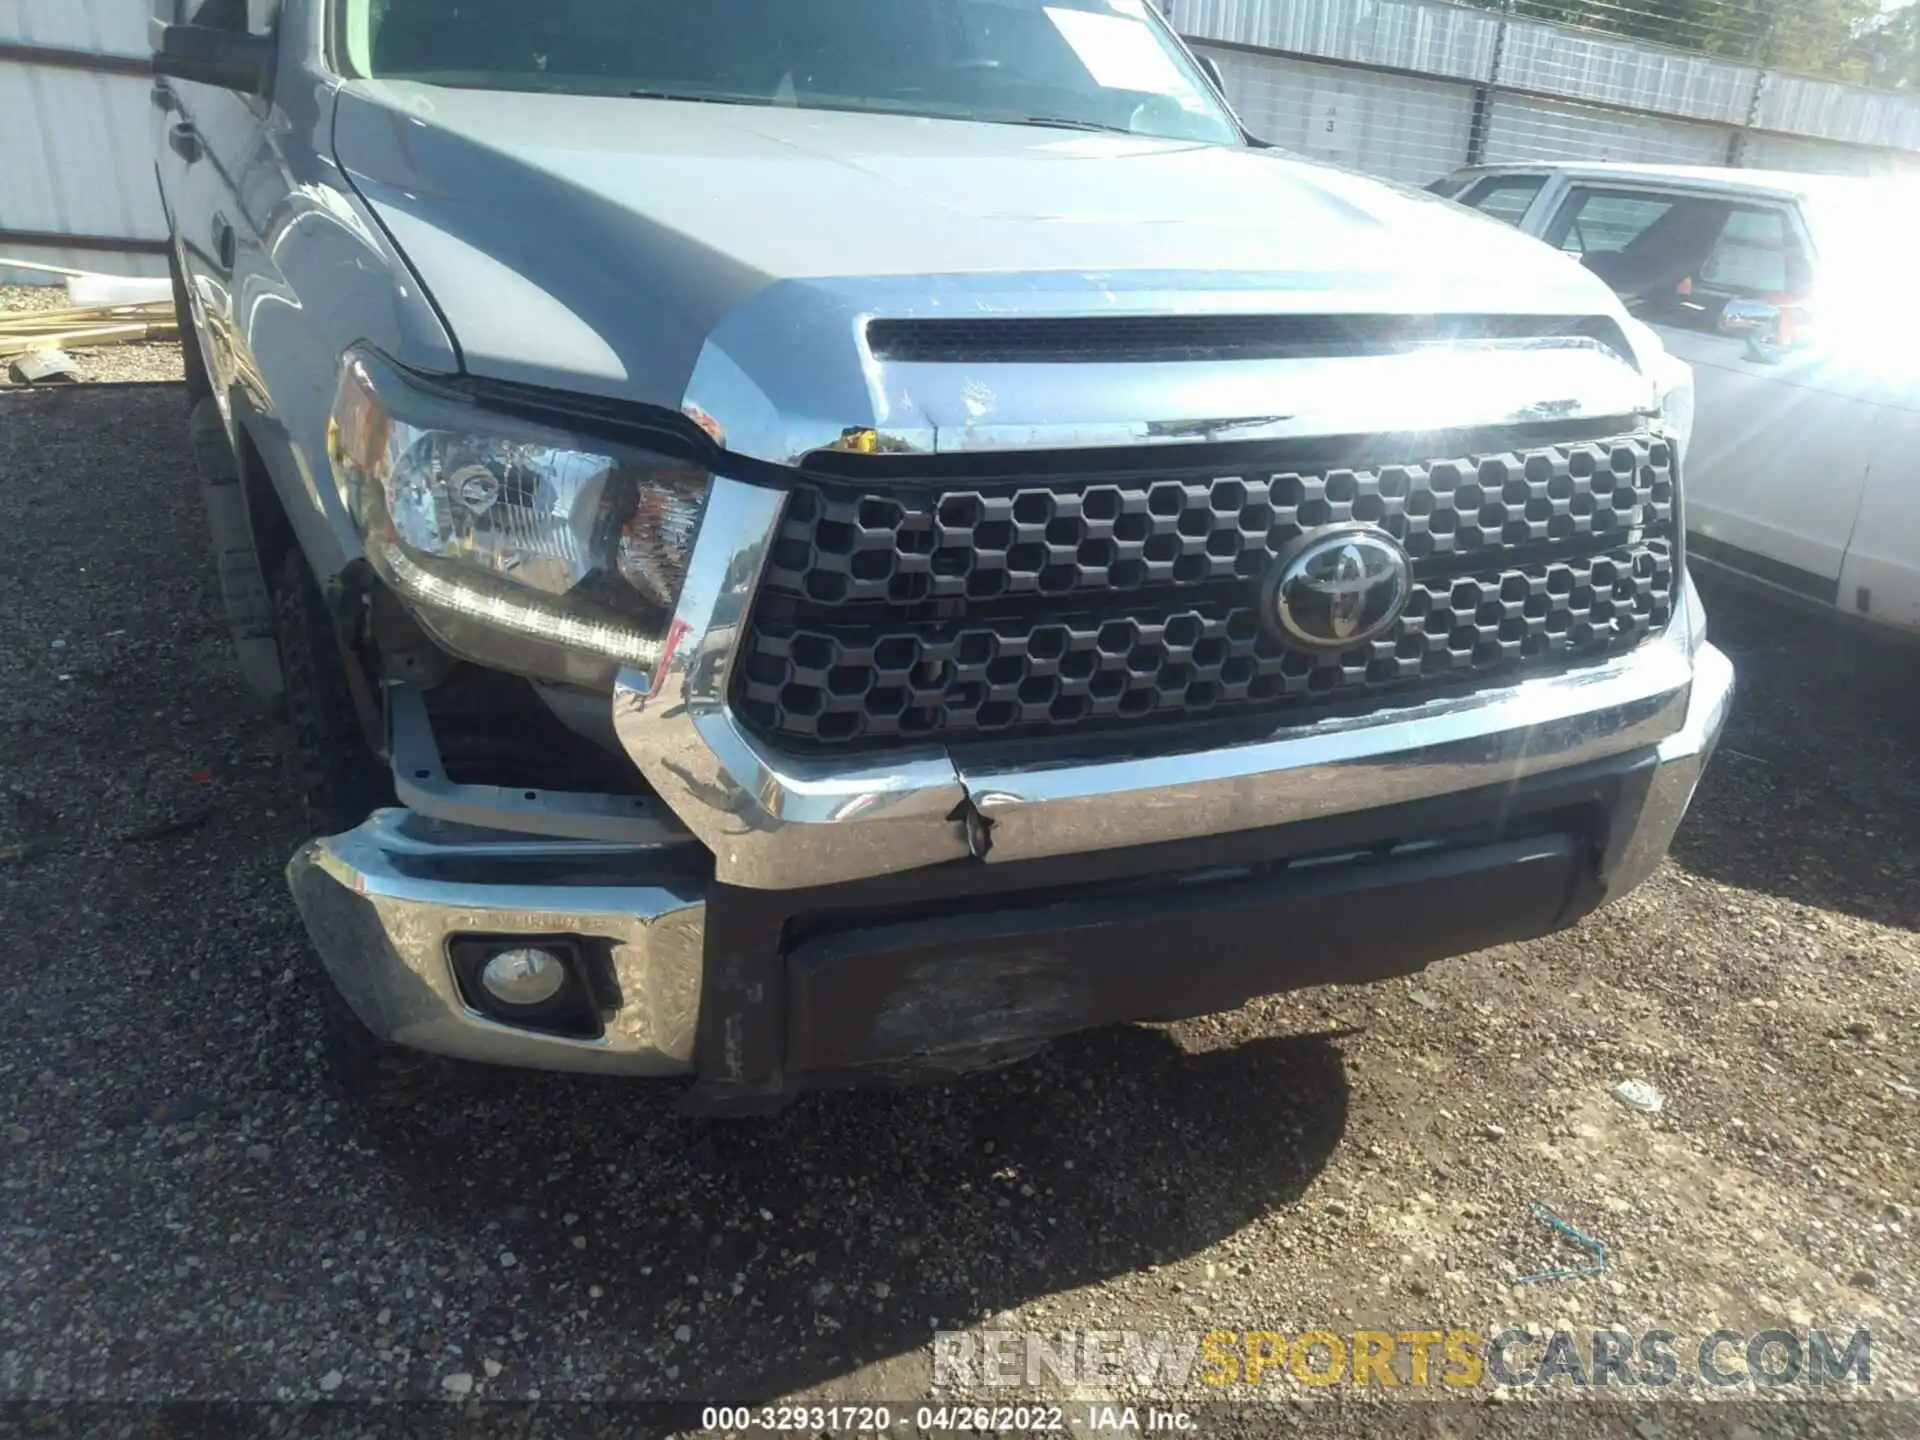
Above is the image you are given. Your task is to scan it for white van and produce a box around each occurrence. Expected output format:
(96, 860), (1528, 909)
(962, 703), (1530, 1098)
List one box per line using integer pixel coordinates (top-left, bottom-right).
(1436, 162), (1920, 640)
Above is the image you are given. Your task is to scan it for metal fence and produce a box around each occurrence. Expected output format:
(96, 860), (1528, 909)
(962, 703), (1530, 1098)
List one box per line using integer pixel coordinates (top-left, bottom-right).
(0, 0), (167, 284)
(1168, 0), (1920, 187)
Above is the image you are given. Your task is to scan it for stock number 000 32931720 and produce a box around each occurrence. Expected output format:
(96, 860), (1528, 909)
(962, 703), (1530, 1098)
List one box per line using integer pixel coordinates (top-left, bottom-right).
(701, 1407), (895, 1433)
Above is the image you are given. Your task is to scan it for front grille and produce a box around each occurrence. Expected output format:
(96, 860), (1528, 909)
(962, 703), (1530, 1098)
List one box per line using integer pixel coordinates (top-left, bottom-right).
(737, 434), (1676, 749)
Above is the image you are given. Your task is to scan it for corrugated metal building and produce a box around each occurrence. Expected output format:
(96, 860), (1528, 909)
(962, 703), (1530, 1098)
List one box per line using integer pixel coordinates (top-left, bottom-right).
(1168, 0), (1920, 184)
(0, 0), (165, 284)
(4, 0), (1920, 287)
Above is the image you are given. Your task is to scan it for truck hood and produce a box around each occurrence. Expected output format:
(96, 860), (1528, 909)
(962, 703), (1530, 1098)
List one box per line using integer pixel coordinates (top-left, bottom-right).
(334, 83), (1655, 462)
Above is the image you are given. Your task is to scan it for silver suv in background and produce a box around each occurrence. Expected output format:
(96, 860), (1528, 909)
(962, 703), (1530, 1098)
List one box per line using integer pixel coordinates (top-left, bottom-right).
(153, 0), (1730, 1113)
(1437, 161), (1920, 640)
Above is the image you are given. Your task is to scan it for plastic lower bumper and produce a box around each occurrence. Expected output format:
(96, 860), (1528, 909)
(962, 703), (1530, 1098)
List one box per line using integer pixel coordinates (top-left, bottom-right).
(286, 644), (1732, 1094)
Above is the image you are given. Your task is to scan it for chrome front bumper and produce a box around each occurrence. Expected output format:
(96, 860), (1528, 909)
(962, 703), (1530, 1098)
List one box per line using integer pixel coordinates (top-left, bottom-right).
(288, 813), (707, 1075)
(288, 633), (1732, 1077)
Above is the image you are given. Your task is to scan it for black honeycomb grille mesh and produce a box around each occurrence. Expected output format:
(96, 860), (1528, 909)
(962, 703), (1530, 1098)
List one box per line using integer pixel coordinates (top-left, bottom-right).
(760, 437), (1674, 607)
(738, 436), (1676, 749)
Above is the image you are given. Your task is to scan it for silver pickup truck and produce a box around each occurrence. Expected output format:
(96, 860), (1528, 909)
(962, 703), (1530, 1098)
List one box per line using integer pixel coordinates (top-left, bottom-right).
(152, 0), (1731, 1113)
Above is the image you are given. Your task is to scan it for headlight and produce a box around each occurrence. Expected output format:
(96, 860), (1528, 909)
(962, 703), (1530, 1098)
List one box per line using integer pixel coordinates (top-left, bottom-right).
(328, 350), (708, 689)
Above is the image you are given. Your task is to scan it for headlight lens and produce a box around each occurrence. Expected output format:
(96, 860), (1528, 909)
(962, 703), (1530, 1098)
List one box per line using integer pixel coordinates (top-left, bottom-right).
(328, 350), (708, 688)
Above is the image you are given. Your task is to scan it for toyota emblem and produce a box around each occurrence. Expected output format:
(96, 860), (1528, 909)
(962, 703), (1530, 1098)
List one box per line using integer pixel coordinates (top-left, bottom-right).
(1264, 525), (1412, 650)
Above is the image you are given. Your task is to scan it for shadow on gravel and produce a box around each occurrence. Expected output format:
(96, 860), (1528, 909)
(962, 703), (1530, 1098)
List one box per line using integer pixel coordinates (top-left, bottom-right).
(358, 1024), (1349, 1399)
(1671, 576), (1920, 930)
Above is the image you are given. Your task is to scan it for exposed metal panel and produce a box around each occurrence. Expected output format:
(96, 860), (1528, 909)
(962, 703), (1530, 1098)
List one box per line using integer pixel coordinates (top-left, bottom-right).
(1499, 21), (1757, 125)
(1170, 0), (1497, 83)
(1755, 73), (1920, 152)
(1740, 131), (1920, 178)
(0, 61), (164, 249)
(0, 0), (149, 57)
(1481, 94), (1733, 168)
(1198, 44), (1475, 184)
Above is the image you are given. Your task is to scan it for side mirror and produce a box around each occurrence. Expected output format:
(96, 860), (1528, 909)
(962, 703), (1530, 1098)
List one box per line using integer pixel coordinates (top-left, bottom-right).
(1196, 52), (1226, 96)
(1722, 298), (1814, 364)
(1718, 298), (1780, 338)
(151, 22), (275, 95)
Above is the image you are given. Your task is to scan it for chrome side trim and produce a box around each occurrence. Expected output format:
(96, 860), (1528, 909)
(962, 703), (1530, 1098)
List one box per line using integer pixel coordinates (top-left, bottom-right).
(615, 480), (1705, 890)
(288, 809), (704, 1075)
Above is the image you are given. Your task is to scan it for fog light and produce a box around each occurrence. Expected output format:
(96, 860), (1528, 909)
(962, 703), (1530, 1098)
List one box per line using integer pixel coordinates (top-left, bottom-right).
(479, 947), (568, 1007)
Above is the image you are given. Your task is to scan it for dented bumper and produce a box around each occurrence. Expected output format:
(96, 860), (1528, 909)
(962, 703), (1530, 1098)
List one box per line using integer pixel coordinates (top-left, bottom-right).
(290, 636), (1728, 1100)
(290, 467), (1731, 1102)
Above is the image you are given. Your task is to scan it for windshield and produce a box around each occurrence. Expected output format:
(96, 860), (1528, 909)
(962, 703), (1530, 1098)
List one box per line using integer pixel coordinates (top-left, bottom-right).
(334, 0), (1241, 145)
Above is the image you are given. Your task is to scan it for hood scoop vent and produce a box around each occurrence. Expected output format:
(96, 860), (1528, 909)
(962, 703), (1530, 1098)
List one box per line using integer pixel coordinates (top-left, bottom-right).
(865, 314), (1634, 367)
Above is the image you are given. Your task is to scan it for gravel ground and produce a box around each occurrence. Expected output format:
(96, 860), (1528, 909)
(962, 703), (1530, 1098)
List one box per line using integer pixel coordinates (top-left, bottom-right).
(1, 385), (1916, 1436)
(1, 284), (186, 386)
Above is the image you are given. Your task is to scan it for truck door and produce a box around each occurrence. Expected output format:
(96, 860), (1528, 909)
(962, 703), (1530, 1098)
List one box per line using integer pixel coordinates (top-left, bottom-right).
(152, 0), (282, 426)
(153, 0), (222, 384)
(1541, 184), (1876, 606)
(1838, 401), (1920, 634)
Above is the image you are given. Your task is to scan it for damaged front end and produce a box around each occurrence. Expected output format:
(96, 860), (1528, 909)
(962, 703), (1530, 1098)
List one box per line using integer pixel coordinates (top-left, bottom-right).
(291, 279), (1730, 1112)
